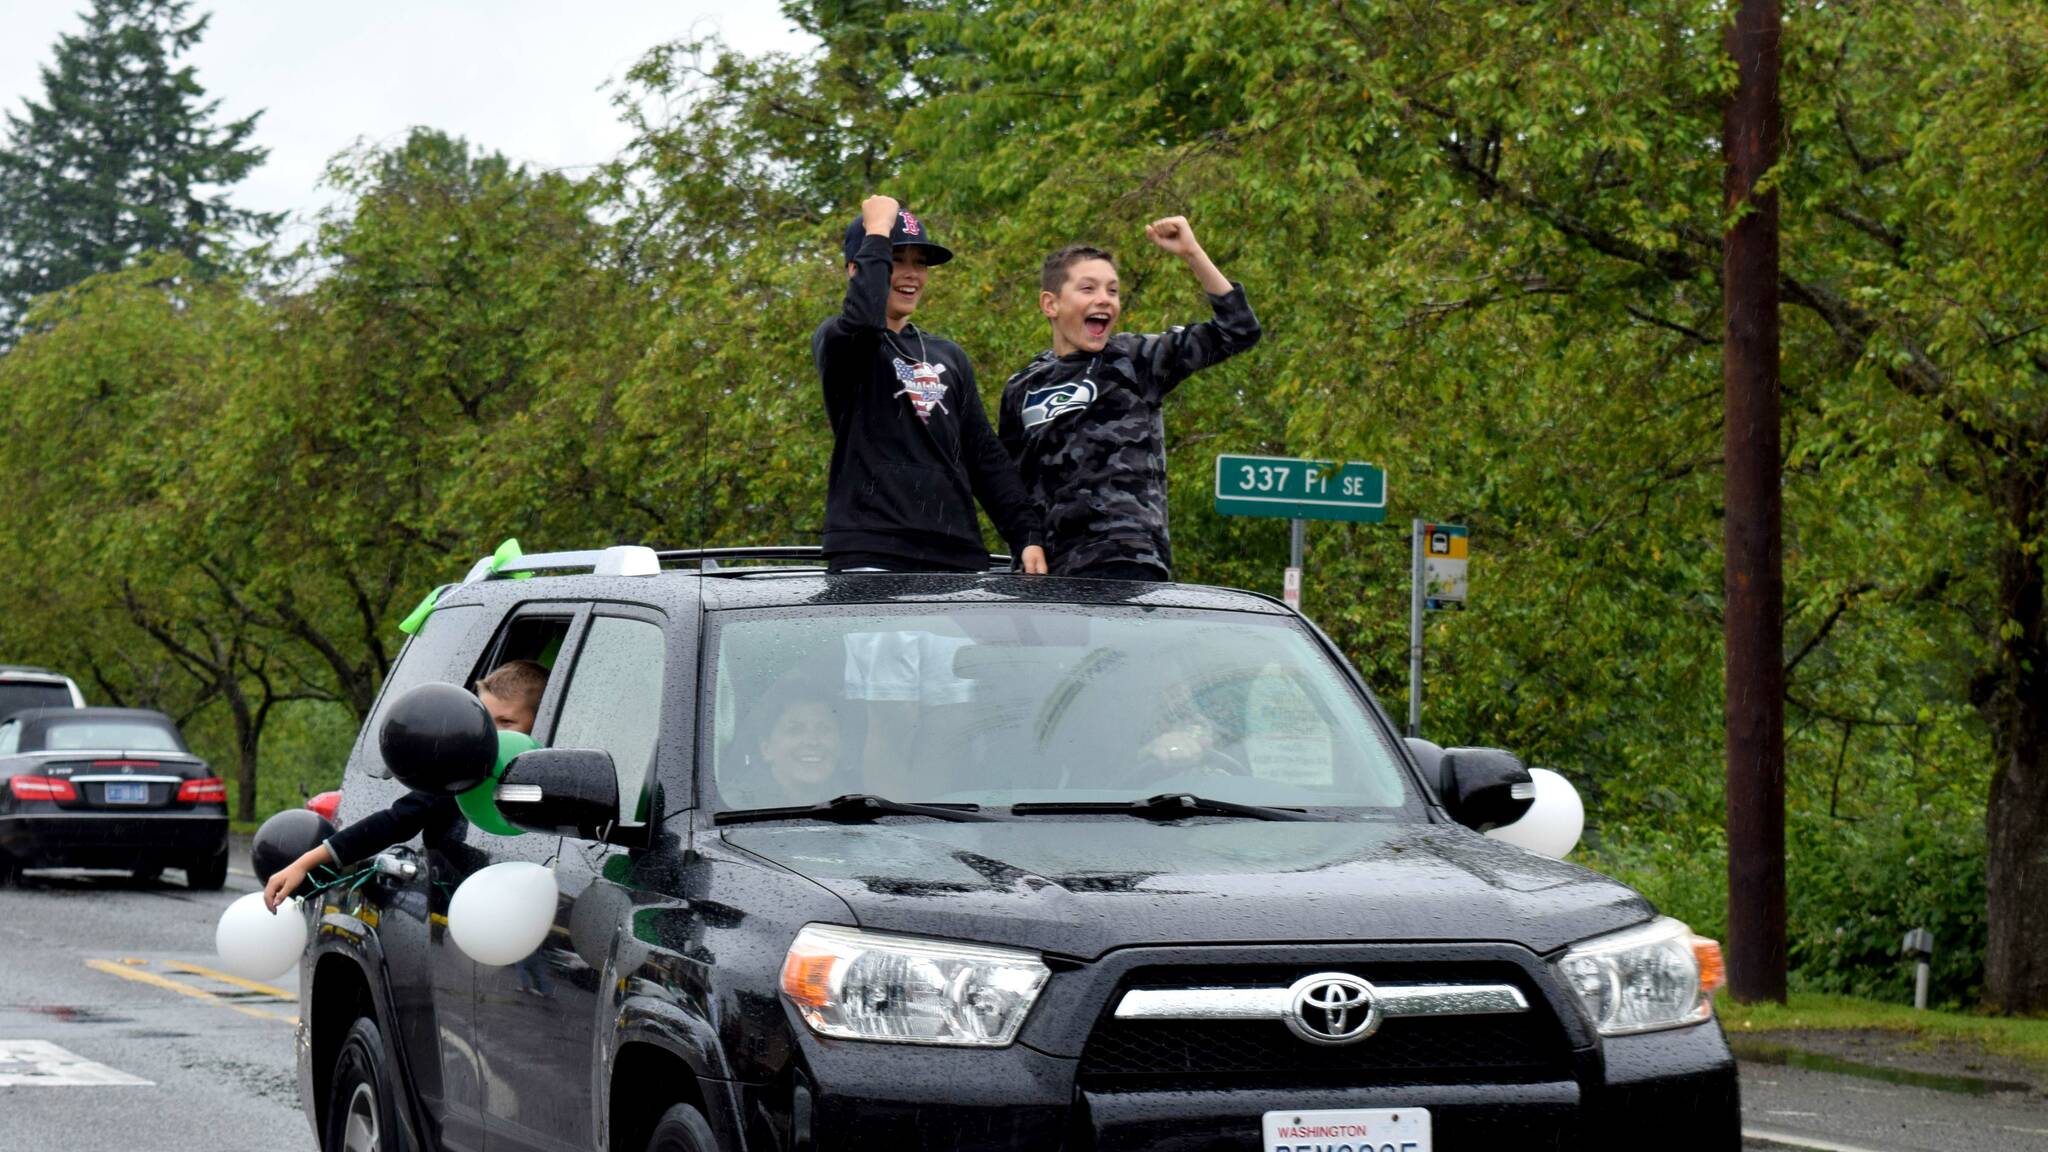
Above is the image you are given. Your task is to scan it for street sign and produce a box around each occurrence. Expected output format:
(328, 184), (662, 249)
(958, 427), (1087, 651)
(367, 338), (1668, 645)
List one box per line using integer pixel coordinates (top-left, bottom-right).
(1215, 454), (1387, 523)
(1424, 522), (1468, 610)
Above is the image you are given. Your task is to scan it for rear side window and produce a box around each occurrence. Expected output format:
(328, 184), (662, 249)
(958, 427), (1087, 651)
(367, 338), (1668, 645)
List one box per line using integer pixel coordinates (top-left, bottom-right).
(551, 615), (665, 820)
(360, 604), (487, 779)
(40, 719), (183, 753)
(0, 682), (72, 721)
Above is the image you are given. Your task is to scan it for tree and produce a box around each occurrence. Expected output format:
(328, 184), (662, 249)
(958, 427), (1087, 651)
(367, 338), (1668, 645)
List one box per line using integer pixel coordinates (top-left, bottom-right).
(0, 0), (277, 334)
(876, 0), (2042, 1009)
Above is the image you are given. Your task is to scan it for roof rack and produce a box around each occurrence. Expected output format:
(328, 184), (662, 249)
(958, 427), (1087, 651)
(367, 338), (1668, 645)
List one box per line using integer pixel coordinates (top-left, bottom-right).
(658, 547), (828, 572)
(462, 546), (663, 582)
(459, 544), (1019, 582)
(658, 547), (1017, 575)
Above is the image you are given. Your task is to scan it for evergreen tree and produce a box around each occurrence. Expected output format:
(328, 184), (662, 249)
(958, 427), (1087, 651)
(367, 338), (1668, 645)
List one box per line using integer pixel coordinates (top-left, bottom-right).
(0, 0), (278, 334)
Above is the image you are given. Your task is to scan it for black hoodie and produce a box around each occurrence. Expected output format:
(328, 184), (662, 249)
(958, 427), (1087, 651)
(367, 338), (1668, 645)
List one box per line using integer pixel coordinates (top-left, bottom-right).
(812, 233), (1042, 570)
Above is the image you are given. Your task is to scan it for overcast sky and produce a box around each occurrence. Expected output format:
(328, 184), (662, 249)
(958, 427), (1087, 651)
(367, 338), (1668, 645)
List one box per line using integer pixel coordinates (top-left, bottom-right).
(0, 2), (814, 241)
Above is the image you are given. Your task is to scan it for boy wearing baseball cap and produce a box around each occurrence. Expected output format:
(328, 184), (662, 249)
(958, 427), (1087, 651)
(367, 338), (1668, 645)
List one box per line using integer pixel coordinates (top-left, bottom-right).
(812, 194), (1047, 574)
(999, 216), (1261, 580)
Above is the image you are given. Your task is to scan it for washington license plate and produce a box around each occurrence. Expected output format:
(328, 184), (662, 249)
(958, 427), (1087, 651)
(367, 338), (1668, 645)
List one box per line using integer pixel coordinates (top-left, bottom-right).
(1263, 1107), (1431, 1152)
(103, 782), (148, 805)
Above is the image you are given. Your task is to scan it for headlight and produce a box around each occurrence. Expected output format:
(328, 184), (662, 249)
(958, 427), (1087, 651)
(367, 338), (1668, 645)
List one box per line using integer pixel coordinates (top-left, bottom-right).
(780, 924), (1051, 1047)
(1556, 916), (1724, 1036)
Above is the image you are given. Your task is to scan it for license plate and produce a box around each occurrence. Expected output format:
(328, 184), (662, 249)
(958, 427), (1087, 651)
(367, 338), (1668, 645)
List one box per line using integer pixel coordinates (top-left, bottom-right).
(103, 782), (148, 805)
(1264, 1107), (1431, 1152)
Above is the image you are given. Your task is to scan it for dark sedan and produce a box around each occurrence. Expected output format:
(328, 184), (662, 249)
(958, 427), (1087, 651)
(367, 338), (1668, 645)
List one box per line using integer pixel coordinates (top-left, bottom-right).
(0, 707), (229, 888)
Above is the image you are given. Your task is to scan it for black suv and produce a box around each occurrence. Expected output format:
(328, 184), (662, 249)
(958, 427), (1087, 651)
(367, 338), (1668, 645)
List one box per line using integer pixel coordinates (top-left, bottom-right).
(296, 546), (1739, 1152)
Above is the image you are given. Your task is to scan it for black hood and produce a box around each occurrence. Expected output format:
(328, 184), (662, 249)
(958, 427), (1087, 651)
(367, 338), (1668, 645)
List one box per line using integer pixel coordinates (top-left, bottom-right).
(720, 818), (1654, 960)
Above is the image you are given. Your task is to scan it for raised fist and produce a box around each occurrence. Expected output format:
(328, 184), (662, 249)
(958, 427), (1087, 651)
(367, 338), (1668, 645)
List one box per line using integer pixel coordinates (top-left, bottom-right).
(1145, 215), (1201, 257)
(863, 194), (902, 236)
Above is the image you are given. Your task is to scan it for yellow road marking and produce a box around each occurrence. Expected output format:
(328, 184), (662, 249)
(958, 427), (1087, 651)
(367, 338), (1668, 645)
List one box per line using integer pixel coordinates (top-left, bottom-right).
(84, 960), (298, 1025)
(162, 960), (293, 1000)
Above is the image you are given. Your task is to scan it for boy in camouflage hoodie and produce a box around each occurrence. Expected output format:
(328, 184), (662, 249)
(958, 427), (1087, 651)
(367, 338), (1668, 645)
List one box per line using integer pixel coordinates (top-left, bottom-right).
(998, 216), (1261, 580)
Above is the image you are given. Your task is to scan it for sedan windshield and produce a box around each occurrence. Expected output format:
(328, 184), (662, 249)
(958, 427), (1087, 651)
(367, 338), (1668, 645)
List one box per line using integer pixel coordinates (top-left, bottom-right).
(38, 719), (184, 753)
(708, 606), (1416, 815)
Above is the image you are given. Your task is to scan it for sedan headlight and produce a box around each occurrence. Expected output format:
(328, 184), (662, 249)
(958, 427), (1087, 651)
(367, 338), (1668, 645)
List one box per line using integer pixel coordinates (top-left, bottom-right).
(1556, 916), (1724, 1036)
(780, 924), (1051, 1046)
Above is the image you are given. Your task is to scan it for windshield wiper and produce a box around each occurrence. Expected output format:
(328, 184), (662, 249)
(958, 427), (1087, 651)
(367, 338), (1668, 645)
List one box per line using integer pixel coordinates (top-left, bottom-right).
(715, 793), (1010, 826)
(1008, 793), (1323, 822)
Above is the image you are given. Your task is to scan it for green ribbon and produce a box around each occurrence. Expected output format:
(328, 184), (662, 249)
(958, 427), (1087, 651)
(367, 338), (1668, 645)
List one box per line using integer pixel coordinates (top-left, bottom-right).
(397, 537), (527, 635)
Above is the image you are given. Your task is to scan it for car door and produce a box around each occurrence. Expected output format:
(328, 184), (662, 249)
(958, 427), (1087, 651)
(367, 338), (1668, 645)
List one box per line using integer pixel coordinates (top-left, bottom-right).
(472, 605), (668, 1152)
(339, 601), (493, 1152)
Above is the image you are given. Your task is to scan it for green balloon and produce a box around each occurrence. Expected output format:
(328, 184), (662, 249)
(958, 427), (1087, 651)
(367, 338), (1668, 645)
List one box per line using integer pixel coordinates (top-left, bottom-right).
(456, 729), (540, 837)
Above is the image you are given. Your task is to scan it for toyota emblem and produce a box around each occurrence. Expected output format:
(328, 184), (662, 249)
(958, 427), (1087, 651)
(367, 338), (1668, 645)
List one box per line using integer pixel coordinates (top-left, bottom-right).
(1284, 973), (1381, 1046)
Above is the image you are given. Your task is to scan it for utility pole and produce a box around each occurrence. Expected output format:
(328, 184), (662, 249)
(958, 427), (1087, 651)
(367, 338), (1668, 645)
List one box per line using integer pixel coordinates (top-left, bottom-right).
(1722, 0), (1787, 1003)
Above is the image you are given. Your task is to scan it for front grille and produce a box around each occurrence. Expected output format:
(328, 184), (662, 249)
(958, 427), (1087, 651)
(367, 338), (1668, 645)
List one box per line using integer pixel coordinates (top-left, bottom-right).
(1079, 963), (1571, 1088)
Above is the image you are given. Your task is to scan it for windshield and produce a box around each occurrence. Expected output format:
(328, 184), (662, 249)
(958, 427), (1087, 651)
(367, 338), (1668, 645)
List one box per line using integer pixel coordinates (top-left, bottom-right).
(0, 682), (72, 721)
(707, 606), (1416, 815)
(39, 718), (184, 753)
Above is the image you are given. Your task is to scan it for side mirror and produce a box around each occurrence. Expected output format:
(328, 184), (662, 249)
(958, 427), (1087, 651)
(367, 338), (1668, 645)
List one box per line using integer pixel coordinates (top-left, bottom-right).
(379, 683), (497, 795)
(495, 748), (619, 840)
(1438, 747), (1535, 832)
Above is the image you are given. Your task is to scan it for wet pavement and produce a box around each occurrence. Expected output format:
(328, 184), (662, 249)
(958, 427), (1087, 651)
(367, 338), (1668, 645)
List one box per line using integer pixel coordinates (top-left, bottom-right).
(1736, 1031), (2048, 1152)
(0, 840), (315, 1152)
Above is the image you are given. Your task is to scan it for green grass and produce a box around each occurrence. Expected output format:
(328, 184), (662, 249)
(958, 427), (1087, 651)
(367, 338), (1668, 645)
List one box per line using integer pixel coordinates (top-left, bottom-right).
(1718, 991), (2048, 1070)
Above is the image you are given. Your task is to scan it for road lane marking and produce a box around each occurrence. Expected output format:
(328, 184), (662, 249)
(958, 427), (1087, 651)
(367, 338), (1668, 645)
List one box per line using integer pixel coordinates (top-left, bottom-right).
(83, 960), (297, 1024)
(0, 1039), (152, 1086)
(162, 959), (292, 999)
(1742, 1127), (1898, 1152)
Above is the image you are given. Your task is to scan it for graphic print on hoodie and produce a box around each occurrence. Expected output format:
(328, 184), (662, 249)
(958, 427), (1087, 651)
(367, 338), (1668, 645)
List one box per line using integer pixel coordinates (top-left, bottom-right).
(999, 284), (1261, 577)
(811, 232), (1042, 570)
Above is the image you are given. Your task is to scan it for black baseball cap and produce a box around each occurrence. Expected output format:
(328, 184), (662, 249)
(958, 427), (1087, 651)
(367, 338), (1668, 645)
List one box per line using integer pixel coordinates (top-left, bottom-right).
(841, 208), (954, 266)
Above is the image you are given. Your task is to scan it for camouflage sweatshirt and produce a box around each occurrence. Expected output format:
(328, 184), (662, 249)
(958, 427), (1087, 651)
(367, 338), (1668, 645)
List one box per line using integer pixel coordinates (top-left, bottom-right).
(999, 284), (1261, 577)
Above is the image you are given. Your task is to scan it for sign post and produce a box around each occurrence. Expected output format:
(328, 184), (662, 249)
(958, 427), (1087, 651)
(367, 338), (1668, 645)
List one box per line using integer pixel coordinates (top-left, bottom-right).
(1410, 521), (1470, 738)
(1284, 518), (1305, 611)
(1409, 520), (1424, 737)
(1215, 454), (1386, 617)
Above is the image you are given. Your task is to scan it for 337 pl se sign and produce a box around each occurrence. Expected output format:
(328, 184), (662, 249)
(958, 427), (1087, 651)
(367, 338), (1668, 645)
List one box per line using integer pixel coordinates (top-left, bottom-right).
(1215, 454), (1388, 523)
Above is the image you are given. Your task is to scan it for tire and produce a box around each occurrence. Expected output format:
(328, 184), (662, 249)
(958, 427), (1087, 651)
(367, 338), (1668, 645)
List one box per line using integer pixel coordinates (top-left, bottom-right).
(184, 845), (228, 891)
(0, 852), (16, 887)
(644, 1103), (720, 1152)
(324, 1017), (406, 1152)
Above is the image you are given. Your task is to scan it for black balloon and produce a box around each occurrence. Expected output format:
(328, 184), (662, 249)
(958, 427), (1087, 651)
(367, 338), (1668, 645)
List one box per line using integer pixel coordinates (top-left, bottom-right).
(251, 807), (337, 887)
(378, 682), (498, 795)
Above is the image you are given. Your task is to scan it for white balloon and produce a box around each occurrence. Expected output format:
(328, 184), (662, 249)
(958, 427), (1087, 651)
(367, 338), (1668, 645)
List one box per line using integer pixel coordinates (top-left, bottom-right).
(215, 891), (308, 981)
(1485, 768), (1585, 859)
(448, 861), (559, 966)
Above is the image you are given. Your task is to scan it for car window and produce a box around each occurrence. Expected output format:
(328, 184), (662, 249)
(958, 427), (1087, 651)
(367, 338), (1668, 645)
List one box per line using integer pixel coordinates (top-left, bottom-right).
(0, 681), (72, 721)
(39, 718), (183, 752)
(359, 604), (486, 779)
(0, 721), (17, 755)
(708, 606), (1416, 814)
(550, 615), (664, 821)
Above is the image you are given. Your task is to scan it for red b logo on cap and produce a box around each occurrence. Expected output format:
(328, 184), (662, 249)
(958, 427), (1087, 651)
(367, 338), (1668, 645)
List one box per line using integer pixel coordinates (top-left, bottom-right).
(899, 211), (922, 236)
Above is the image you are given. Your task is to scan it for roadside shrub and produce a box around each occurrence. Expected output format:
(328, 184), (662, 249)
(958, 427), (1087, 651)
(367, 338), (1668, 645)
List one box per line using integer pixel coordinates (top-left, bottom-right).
(1584, 811), (1985, 1008)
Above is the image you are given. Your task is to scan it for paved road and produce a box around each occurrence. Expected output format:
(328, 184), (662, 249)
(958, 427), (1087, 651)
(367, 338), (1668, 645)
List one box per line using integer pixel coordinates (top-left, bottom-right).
(1739, 1048), (2048, 1152)
(0, 853), (315, 1152)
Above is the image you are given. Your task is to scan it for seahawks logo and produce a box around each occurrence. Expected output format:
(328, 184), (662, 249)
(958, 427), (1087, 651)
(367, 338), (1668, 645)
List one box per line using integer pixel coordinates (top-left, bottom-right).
(1022, 379), (1096, 430)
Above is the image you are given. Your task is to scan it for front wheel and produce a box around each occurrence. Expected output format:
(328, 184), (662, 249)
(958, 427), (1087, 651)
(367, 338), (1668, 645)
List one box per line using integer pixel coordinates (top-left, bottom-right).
(185, 845), (228, 891)
(324, 1017), (406, 1152)
(645, 1103), (720, 1152)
